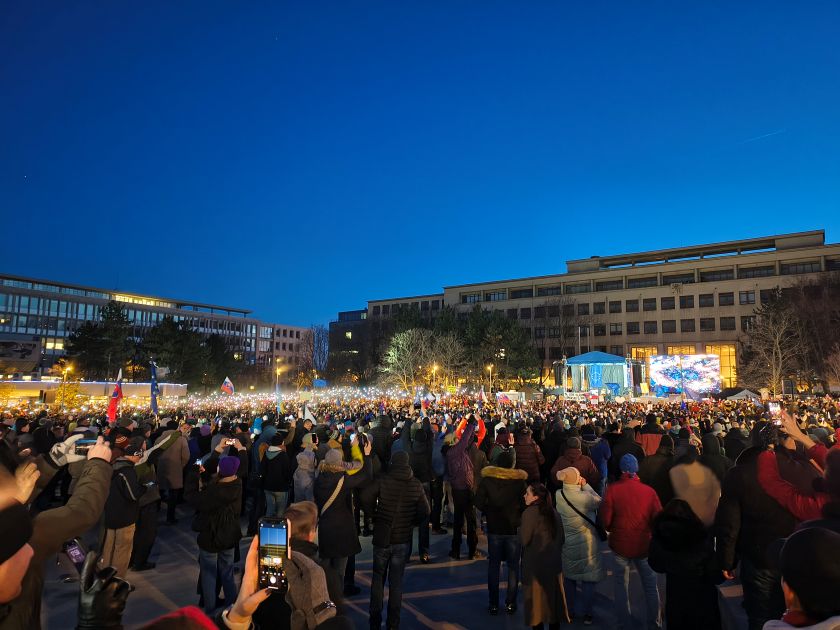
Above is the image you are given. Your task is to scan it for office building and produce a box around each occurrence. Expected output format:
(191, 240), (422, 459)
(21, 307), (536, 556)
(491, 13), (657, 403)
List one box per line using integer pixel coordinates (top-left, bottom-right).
(361, 231), (840, 388)
(0, 273), (309, 384)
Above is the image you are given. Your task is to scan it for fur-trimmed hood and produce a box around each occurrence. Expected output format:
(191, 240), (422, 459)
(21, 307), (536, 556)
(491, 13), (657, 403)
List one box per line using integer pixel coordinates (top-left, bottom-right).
(481, 466), (528, 480)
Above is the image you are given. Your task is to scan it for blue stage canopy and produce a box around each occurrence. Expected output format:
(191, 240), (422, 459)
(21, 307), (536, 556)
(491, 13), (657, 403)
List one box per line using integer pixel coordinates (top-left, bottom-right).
(565, 351), (626, 365)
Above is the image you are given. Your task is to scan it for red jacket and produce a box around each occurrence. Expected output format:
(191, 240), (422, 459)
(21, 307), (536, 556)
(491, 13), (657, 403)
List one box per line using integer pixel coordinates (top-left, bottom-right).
(600, 473), (662, 559)
(551, 448), (601, 489)
(756, 444), (829, 522)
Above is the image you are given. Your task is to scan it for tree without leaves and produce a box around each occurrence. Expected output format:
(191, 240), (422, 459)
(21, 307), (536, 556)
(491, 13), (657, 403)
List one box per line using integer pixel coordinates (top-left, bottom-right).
(66, 300), (133, 380)
(738, 293), (808, 396)
(312, 325), (329, 373)
(380, 328), (433, 392)
(429, 332), (466, 388)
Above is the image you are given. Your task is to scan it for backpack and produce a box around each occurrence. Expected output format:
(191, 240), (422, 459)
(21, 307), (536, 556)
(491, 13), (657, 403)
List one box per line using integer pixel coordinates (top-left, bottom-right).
(285, 553), (337, 630)
(201, 504), (240, 551)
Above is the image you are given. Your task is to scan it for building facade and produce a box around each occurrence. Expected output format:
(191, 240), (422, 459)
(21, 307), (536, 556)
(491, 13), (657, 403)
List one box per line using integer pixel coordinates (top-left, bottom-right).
(0, 274), (309, 384)
(361, 231), (840, 388)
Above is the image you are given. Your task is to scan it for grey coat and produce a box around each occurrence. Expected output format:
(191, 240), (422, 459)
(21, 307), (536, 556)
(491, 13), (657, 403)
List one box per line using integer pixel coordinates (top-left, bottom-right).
(155, 430), (189, 490)
(555, 482), (603, 582)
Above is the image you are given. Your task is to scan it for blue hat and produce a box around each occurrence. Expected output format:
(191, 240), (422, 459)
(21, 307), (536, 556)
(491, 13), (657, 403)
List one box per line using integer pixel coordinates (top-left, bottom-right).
(620, 453), (639, 475)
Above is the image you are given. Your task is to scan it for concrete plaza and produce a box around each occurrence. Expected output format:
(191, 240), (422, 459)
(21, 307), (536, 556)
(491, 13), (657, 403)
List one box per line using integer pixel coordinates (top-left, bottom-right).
(42, 510), (747, 629)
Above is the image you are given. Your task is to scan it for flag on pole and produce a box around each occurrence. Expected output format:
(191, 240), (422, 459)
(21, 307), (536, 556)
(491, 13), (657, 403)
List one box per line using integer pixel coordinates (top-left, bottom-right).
(221, 376), (234, 395)
(107, 369), (123, 423)
(413, 390), (422, 409)
(303, 404), (316, 423)
(150, 361), (160, 416)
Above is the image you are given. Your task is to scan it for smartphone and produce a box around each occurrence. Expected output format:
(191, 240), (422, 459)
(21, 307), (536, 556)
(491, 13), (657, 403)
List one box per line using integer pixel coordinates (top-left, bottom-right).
(73, 439), (97, 455)
(258, 517), (291, 590)
(767, 402), (781, 416)
(63, 538), (87, 573)
(195, 458), (203, 466)
(225, 438), (236, 446)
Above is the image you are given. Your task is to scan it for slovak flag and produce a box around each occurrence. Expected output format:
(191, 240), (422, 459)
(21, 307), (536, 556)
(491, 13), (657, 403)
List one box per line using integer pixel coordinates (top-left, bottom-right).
(221, 377), (235, 395)
(478, 386), (488, 403)
(107, 369), (123, 423)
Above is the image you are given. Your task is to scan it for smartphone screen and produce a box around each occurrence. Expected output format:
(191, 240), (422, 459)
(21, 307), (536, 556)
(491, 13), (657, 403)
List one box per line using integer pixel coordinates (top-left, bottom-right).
(258, 517), (290, 590)
(63, 539), (87, 573)
(74, 439), (97, 455)
(768, 402), (781, 416)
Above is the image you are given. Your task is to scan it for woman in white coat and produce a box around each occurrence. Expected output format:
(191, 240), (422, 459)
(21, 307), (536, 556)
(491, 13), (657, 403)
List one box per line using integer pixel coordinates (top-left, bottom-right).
(555, 467), (603, 625)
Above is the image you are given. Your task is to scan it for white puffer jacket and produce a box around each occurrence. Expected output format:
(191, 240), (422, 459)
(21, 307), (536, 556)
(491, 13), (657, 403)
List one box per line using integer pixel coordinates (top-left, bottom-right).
(556, 482), (603, 582)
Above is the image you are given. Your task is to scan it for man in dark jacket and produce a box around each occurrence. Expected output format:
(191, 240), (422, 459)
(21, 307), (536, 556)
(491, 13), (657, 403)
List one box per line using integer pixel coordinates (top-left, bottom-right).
(100, 435), (145, 577)
(260, 433), (293, 517)
(550, 437), (601, 492)
(699, 433), (733, 483)
(361, 451), (430, 630)
(639, 434), (676, 506)
(723, 424), (750, 461)
(609, 428), (646, 482)
(402, 418), (433, 562)
(446, 421), (477, 560)
(368, 415), (393, 472)
(714, 428), (799, 630)
(473, 450), (527, 615)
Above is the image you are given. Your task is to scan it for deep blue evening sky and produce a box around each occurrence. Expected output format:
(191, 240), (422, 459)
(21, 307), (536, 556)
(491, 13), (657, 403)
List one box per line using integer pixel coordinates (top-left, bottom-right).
(2, 2), (839, 326)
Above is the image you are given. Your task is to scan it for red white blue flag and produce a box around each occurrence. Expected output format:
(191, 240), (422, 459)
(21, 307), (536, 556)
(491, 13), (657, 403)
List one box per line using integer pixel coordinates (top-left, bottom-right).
(106, 369), (123, 423)
(220, 376), (234, 395)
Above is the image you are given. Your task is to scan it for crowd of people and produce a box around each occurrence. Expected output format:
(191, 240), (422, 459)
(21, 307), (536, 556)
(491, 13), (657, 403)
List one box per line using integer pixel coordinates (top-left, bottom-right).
(1, 391), (840, 629)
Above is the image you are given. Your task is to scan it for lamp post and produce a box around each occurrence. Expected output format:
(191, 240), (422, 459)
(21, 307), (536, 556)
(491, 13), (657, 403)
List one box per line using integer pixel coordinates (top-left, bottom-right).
(487, 364), (494, 393)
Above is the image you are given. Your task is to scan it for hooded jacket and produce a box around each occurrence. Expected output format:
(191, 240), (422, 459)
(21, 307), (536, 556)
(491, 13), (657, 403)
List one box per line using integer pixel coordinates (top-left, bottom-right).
(513, 430), (545, 483)
(608, 429), (646, 481)
(699, 433), (733, 483)
(293, 450), (318, 501)
(403, 419), (433, 483)
(260, 446), (293, 492)
(639, 438), (676, 506)
(550, 447), (600, 490)
(446, 422), (475, 491)
(185, 472), (242, 553)
(155, 429), (190, 491)
(360, 453), (430, 547)
(473, 466), (527, 535)
(368, 415), (393, 470)
(314, 456), (370, 558)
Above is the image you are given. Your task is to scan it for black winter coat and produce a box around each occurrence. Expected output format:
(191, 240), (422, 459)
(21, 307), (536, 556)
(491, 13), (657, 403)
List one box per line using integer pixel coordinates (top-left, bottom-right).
(713, 447), (796, 571)
(639, 449), (675, 506)
(649, 499), (722, 630)
(368, 416), (393, 471)
(608, 430), (646, 481)
(260, 450), (293, 491)
(314, 458), (371, 558)
(185, 474), (242, 552)
(103, 460), (144, 529)
(360, 460), (430, 547)
(473, 466), (527, 535)
(404, 421), (433, 483)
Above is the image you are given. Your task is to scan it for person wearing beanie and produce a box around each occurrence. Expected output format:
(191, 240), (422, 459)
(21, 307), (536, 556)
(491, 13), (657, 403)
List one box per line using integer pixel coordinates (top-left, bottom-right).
(600, 453), (663, 629)
(314, 432), (372, 607)
(669, 446), (721, 529)
(184, 447), (244, 613)
(550, 436), (602, 495)
(260, 433), (292, 517)
(360, 450), (430, 629)
(554, 466), (600, 625)
(473, 447), (528, 615)
(762, 528), (840, 629)
(580, 426), (612, 496)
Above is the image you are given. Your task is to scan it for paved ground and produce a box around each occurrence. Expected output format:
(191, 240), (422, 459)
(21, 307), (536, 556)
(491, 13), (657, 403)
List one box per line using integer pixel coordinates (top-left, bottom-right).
(42, 506), (748, 629)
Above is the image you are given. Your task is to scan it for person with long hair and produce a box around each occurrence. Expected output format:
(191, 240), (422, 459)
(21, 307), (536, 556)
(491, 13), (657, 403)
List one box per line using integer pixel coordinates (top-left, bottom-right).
(520, 483), (569, 630)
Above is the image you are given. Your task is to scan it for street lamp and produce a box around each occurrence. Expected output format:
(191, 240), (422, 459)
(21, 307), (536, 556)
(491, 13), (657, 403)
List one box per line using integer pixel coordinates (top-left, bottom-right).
(487, 364), (494, 392)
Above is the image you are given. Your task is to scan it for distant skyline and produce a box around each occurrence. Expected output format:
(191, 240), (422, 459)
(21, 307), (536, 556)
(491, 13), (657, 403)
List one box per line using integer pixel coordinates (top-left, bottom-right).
(3, 2), (839, 326)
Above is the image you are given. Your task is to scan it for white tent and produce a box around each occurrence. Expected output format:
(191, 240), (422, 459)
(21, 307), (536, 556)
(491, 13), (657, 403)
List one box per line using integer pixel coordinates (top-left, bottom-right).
(726, 389), (761, 401)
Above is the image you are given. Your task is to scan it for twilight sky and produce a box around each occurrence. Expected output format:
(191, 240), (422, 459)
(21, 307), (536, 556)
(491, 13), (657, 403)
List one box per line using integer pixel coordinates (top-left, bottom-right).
(2, 1), (839, 326)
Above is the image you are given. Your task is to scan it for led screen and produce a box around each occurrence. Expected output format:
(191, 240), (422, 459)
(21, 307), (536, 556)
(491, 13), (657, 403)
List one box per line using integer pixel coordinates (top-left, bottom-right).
(649, 354), (721, 396)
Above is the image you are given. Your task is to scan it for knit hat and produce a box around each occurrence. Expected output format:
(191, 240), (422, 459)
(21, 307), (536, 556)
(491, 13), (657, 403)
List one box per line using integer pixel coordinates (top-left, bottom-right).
(125, 436), (145, 456)
(497, 450), (514, 469)
(218, 456), (240, 477)
(620, 453), (639, 475)
(567, 437), (581, 449)
(112, 433), (130, 452)
(118, 416), (135, 429)
(0, 502), (33, 564)
(199, 424), (212, 437)
(271, 433), (286, 446)
(557, 466), (581, 485)
(323, 449), (343, 467)
(580, 424), (595, 438)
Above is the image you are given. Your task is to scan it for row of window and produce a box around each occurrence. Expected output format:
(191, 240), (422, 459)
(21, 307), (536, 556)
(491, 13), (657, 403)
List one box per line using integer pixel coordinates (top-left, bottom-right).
(531, 316), (753, 338)
(456, 261), (825, 302)
(371, 299), (441, 315)
(501, 290), (775, 321)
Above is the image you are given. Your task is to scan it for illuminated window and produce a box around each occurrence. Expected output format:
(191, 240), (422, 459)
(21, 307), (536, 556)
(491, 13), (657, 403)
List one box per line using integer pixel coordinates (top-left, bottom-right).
(667, 345), (694, 355)
(631, 346), (658, 361)
(345, 331), (352, 340)
(706, 343), (737, 388)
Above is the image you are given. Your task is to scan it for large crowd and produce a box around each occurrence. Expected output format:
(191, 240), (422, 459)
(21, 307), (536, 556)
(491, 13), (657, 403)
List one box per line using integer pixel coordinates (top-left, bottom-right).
(1, 391), (840, 630)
